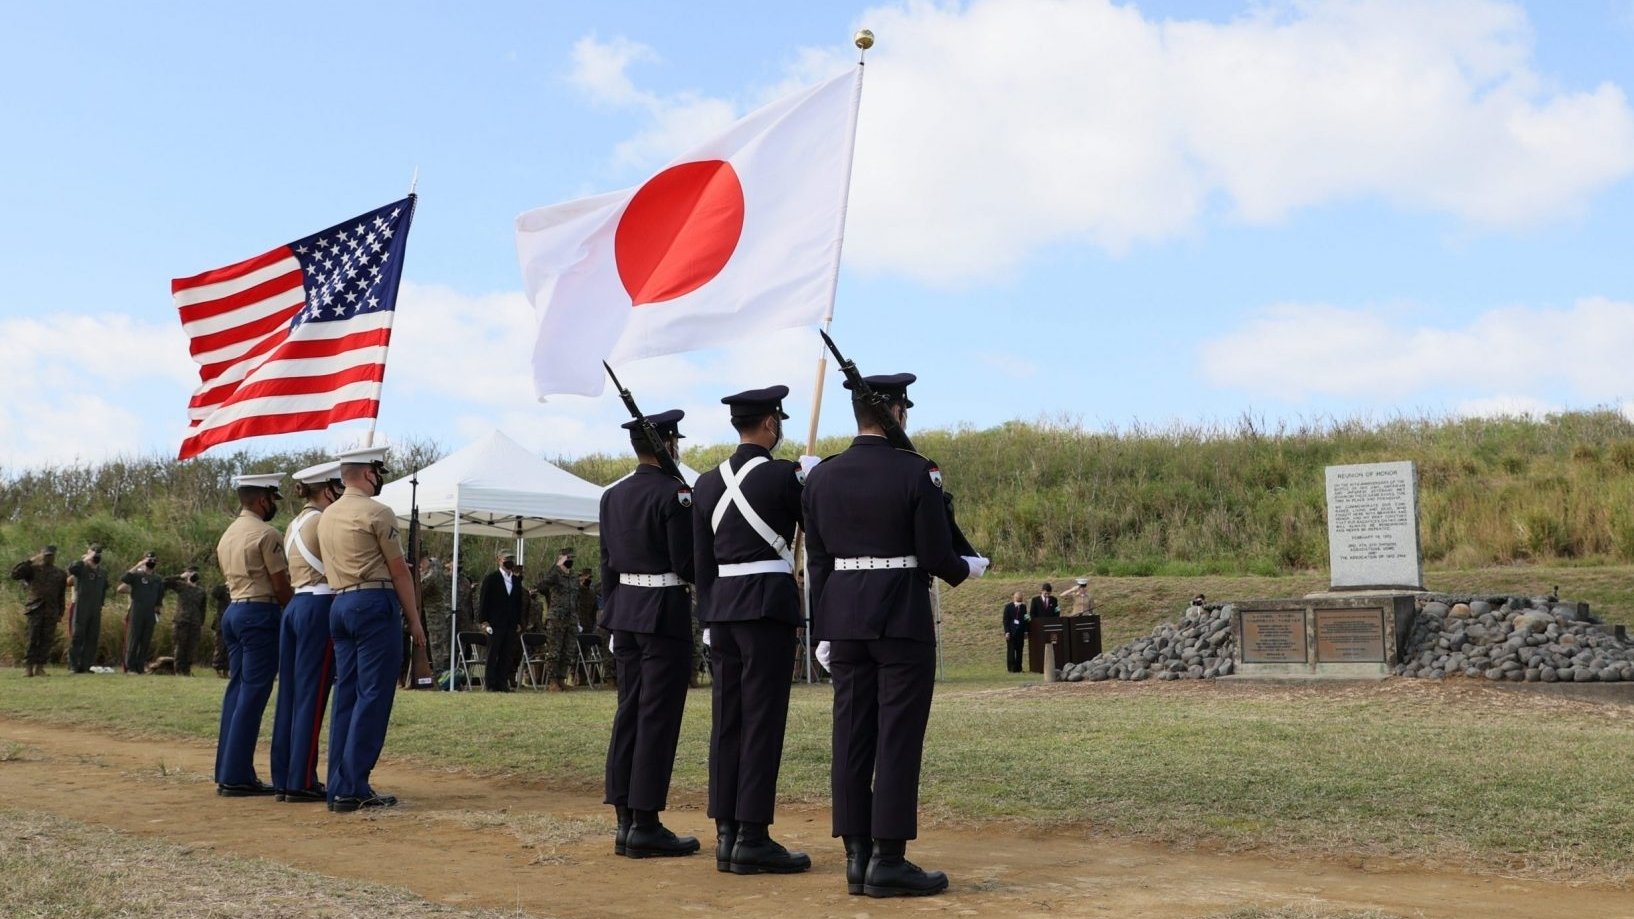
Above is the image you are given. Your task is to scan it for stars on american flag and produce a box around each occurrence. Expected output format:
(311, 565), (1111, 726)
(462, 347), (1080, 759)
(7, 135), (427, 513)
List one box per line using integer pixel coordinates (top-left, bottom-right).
(289, 199), (414, 326)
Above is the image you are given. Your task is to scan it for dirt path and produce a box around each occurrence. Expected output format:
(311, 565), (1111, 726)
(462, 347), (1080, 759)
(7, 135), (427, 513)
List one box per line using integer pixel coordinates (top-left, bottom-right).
(0, 718), (1627, 919)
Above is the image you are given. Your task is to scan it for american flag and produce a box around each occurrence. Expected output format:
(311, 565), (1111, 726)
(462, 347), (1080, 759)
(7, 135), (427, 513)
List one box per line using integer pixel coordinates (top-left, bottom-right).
(173, 197), (416, 460)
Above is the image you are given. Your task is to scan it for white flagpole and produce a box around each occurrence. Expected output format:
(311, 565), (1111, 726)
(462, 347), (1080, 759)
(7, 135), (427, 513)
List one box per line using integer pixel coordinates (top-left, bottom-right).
(799, 30), (872, 683)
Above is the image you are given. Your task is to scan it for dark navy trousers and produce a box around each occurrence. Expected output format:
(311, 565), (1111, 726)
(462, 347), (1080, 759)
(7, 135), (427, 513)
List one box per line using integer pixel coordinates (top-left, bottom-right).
(327, 588), (403, 802)
(270, 591), (334, 793)
(215, 601), (281, 786)
(605, 630), (692, 812)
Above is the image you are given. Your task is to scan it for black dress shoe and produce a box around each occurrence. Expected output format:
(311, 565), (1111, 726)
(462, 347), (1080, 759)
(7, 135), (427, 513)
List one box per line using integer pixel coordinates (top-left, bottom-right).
(329, 793), (398, 812)
(217, 781), (277, 797)
(624, 811), (700, 858)
(863, 840), (947, 898)
(729, 825), (811, 875)
(281, 786), (327, 803)
(714, 820), (739, 872)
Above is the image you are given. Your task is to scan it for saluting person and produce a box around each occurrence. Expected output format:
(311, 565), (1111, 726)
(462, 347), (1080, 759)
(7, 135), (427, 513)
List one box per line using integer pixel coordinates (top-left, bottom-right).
(65, 545), (109, 674)
(317, 446), (428, 812)
(269, 460), (342, 803)
(692, 385), (811, 875)
(803, 373), (988, 898)
(214, 473), (292, 796)
(10, 544), (67, 678)
(599, 409), (699, 858)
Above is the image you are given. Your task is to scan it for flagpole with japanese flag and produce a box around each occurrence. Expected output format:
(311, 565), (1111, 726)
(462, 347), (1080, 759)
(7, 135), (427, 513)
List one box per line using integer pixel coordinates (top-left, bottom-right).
(516, 38), (870, 399)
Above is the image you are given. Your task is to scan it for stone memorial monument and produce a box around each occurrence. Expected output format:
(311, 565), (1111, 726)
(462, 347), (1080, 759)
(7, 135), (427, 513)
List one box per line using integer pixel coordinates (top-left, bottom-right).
(1231, 460), (1425, 678)
(1324, 460), (1423, 591)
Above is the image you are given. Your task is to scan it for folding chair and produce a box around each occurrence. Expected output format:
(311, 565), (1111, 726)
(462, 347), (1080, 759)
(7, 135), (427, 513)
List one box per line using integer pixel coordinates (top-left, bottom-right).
(518, 632), (548, 690)
(455, 631), (488, 691)
(575, 633), (606, 688)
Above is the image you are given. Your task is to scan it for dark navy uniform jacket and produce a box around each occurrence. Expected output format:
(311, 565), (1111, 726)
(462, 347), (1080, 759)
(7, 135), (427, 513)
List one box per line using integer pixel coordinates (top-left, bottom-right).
(598, 464), (696, 640)
(692, 443), (803, 627)
(802, 436), (970, 643)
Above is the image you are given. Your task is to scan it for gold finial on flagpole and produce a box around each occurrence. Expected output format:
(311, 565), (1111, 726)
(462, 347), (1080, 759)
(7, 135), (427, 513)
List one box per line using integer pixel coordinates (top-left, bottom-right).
(854, 28), (874, 61)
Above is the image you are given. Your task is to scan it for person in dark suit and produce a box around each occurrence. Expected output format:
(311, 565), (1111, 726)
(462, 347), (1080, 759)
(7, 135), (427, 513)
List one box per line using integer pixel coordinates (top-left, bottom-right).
(600, 409), (699, 859)
(1028, 583), (1059, 621)
(1002, 591), (1029, 673)
(477, 550), (526, 692)
(692, 385), (812, 876)
(804, 372), (987, 898)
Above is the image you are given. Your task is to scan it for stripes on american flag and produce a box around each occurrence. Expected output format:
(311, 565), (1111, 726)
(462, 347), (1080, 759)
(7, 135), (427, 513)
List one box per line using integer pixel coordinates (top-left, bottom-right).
(173, 197), (415, 460)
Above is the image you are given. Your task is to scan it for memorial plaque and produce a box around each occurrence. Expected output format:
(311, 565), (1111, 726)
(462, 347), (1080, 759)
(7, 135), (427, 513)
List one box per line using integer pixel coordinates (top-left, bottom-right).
(1240, 609), (1307, 663)
(1325, 460), (1423, 590)
(1314, 608), (1385, 663)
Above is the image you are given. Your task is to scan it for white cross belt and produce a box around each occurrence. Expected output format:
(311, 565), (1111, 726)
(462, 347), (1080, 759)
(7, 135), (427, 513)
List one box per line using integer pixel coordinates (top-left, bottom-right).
(619, 572), (685, 588)
(834, 555), (919, 571)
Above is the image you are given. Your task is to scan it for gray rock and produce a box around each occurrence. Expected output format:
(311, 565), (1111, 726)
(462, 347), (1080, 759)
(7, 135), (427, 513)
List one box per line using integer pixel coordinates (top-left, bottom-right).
(1525, 668), (1541, 682)
(1483, 667), (1505, 681)
(1468, 600), (1493, 617)
(1066, 671), (1084, 682)
(1506, 669), (1525, 682)
(1601, 668), (1623, 683)
(1423, 602), (1450, 618)
(1553, 604), (1581, 622)
(1217, 659), (1234, 676)
(1573, 667), (1595, 683)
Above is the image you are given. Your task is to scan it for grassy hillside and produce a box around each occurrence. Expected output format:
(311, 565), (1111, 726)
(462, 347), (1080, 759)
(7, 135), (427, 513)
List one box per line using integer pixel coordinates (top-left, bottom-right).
(5, 409), (1634, 663)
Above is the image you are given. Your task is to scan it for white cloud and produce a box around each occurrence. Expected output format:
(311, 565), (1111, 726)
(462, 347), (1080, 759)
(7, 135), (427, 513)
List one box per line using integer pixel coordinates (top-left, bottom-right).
(1456, 394), (1557, 418)
(0, 313), (193, 469)
(1199, 296), (1634, 405)
(573, 0), (1634, 283)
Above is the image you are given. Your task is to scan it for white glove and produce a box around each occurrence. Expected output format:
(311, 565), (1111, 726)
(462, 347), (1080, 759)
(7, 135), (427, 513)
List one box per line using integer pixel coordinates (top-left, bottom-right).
(815, 640), (832, 669)
(701, 627), (712, 647)
(962, 556), (990, 578)
(799, 455), (821, 474)
(608, 632), (616, 652)
(483, 624), (494, 635)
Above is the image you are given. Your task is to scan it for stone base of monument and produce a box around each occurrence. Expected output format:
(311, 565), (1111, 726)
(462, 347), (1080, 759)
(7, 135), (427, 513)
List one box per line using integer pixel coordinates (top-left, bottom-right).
(1231, 594), (1417, 679)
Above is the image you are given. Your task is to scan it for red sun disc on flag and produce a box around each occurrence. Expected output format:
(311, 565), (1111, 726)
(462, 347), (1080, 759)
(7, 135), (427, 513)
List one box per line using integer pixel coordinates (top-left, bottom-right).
(614, 159), (745, 306)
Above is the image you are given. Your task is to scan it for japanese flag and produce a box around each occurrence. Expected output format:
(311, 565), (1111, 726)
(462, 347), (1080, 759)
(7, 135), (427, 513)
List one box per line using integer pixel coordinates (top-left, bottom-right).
(516, 68), (862, 397)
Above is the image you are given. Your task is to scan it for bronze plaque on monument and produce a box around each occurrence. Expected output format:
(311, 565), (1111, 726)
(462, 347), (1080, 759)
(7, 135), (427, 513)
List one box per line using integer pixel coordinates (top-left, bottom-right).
(1241, 609), (1307, 663)
(1314, 608), (1386, 662)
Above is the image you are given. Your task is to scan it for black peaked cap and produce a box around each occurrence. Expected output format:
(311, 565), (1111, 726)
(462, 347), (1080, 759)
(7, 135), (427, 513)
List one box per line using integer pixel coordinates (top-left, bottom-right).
(843, 372), (916, 408)
(721, 384), (790, 420)
(620, 408), (686, 439)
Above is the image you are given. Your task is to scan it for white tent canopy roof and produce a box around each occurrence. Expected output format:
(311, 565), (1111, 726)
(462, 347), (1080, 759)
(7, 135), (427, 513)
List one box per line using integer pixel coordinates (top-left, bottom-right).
(379, 430), (603, 539)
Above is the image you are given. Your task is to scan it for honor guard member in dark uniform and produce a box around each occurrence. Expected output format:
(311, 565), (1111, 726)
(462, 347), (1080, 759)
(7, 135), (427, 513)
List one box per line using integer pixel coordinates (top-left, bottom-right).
(599, 409), (700, 858)
(803, 373), (989, 897)
(692, 385), (812, 875)
(66, 545), (110, 673)
(318, 446), (429, 812)
(214, 472), (293, 796)
(269, 460), (342, 803)
(11, 545), (67, 677)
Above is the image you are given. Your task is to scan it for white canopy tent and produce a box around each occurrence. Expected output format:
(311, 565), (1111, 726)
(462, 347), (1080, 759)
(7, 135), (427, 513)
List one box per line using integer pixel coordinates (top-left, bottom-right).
(379, 429), (604, 688)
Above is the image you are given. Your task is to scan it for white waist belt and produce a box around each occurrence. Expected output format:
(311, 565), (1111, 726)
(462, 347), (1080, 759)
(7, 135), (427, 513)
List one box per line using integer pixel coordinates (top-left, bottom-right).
(295, 584), (334, 596)
(620, 572), (685, 588)
(834, 555), (919, 571)
(718, 560), (794, 578)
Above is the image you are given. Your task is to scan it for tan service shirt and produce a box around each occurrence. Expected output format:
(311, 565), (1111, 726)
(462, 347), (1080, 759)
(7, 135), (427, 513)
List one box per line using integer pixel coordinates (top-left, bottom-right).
(316, 486), (403, 590)
(216, 509), (288, 601)
(284, 505), (327, 590)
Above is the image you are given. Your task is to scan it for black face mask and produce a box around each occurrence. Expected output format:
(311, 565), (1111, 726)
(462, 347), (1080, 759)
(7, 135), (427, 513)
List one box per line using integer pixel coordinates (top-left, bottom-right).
(562, 559), (574, 570)
(368, 468), (384, 497)
(90, 553), (101, 565)
(769, 417), (784, 452)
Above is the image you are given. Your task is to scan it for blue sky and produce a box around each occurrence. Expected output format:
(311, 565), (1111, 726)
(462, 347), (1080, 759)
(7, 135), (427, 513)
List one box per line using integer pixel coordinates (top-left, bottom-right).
(4, 0), (1634, 469)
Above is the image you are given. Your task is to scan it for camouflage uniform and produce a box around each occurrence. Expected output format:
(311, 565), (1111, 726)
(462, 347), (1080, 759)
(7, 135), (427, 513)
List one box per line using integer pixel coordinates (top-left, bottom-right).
(536, 565), (580, 686)
(165, 576), (207, 675)
(420, 564), (451, 673)
(11, 555), (67, 669)
(210, 583), (232, 675)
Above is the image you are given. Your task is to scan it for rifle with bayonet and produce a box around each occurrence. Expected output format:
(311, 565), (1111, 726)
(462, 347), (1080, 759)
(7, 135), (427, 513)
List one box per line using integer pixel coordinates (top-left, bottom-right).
(818, 330), (980, 559)
(405, 473), (435, 689)
(604, 361), (687, 484)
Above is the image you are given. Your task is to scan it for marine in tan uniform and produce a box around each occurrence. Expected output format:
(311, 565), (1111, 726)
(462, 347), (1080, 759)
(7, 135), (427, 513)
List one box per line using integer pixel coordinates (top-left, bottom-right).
(317, 446), (427, 812)
(213, 472), (292, 796)
(270, 460), (343, 802)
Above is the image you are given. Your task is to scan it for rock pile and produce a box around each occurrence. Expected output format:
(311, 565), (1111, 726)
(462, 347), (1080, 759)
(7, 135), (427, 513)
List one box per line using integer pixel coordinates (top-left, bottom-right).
(1061, 603), (1237, 682)
(1396, 594), (1634, 683)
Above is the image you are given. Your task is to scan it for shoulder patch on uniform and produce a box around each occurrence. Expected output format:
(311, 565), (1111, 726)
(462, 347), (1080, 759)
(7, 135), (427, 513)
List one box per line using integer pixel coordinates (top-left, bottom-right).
(795, 466), (808, 486)
(677, 486), (693, 509)
(272, 543), (285, 555)
(388, 527), (399, 541)
(928, 465), (943, 489)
